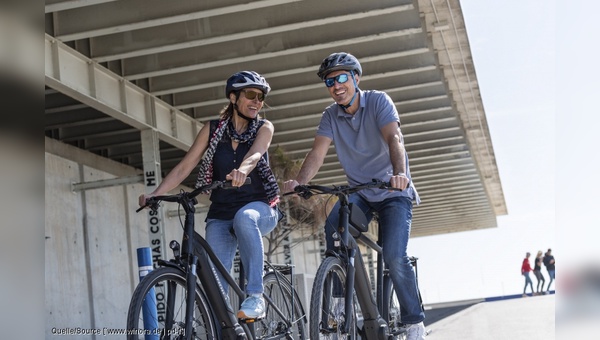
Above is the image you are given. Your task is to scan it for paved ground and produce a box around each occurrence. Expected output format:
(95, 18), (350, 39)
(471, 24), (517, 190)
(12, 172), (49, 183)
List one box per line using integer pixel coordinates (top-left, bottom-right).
(423, 294), (554, 340)
(423, 303), (479, 327)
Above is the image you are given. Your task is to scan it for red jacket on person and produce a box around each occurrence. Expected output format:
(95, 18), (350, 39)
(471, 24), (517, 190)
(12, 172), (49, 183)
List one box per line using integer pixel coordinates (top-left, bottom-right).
(521, 258), (532, 275)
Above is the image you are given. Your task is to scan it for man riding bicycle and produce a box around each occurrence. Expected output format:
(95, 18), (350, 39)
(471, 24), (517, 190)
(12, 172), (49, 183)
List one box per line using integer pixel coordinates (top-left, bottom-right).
(284, 52), (426, 339)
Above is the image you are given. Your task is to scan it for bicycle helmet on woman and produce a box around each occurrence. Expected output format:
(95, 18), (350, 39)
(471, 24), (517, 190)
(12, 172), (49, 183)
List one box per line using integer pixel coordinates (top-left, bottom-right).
(317, 52), (362, 80)
(225, 70), (271, 98)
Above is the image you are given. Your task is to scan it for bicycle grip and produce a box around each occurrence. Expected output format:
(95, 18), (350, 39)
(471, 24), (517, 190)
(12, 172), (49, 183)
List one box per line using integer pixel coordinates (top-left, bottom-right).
(136, 198), (159, 213)
(222, 177), (251, 189)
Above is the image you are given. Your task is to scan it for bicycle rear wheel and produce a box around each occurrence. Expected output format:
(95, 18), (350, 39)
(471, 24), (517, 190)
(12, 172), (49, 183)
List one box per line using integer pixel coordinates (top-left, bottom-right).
(126, 266), (217, 339)
(256, 271), (307, 339)
(309, 256), (357, 339)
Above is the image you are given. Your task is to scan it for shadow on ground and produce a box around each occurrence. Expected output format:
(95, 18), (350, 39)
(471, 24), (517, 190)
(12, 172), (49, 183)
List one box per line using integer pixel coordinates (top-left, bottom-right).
(423, 303), (479, 326)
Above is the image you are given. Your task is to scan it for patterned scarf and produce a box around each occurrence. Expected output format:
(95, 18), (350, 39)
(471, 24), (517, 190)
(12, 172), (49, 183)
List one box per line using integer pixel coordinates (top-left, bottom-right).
(195, 118), (280, 207)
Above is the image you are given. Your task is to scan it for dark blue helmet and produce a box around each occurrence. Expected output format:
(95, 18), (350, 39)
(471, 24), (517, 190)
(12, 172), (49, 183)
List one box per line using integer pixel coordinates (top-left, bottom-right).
(317, 52), (362, 80)
(225, 71), (271, 98)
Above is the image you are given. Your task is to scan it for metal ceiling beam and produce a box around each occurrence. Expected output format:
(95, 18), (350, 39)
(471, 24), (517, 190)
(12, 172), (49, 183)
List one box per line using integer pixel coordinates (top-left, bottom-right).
(54, 0), (302, 41)
(151, 48), (430, 96)
(174, 65), (440, 110)
(45, 0), (118, 13)
(45, 34), (203, 151)
(123, 28), (423, 80)
(93, 4), (414, 62)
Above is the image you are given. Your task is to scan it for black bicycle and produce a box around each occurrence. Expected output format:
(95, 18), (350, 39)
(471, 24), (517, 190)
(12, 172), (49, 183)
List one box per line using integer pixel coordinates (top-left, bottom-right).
(127, 180), (307, 340)
(288, 179), (423, 340)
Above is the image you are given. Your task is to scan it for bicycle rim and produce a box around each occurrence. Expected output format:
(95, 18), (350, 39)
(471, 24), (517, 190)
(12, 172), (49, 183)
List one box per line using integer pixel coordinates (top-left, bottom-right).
(309, 256), (357, 340)
(256, 271), (307, 339)
(126, 266), (217, 340)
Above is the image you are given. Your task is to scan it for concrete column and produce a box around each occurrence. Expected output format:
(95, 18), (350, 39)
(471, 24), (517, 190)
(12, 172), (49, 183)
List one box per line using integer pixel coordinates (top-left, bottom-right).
(141, 129), (167, 266)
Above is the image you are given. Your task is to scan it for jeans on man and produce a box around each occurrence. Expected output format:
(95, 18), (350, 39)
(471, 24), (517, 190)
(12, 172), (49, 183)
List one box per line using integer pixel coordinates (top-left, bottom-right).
(325, 194), (425, 324)
(546, 269), (555, 292)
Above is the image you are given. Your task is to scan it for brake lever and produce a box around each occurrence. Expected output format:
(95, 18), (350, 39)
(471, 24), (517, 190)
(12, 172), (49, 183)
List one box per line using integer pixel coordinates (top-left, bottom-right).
(294, 185), (313, 199)
(135, 200), (160, 213)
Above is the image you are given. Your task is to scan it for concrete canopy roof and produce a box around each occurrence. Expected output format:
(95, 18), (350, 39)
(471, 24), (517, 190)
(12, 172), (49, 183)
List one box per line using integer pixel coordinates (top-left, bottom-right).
(44, 0), (507, 237)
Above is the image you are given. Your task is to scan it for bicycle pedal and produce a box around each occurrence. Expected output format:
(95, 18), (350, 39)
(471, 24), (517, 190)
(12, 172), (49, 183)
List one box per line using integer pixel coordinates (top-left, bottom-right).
(238, 316), (263, 323)
(237, 311), (265, 323)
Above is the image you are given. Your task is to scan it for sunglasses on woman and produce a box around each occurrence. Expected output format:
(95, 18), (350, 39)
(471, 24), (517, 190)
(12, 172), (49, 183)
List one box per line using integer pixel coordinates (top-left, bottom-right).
(241, 90), (266, 102)
(324, 73), (350, 87)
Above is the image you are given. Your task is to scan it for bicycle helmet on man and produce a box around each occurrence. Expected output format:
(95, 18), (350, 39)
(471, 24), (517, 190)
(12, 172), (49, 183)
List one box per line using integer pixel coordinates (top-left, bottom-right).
(225, 70), (271, 98)
(317, 52), (362, 80)
(317, 52), (362, 111)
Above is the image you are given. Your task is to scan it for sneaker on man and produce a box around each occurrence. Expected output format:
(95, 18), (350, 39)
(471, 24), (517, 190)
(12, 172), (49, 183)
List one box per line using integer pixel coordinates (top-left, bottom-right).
(237, 295), (265, 320)
(404, 321), (426, 340)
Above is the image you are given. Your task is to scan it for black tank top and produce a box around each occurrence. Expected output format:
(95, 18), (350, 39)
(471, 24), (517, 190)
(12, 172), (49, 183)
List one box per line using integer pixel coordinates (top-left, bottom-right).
(206, 122), (268, 220)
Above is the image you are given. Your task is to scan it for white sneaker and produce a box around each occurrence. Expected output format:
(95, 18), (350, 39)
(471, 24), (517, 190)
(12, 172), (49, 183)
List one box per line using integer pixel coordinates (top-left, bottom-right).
(237, 295), (265, 320)
(405, 321), (426, 340)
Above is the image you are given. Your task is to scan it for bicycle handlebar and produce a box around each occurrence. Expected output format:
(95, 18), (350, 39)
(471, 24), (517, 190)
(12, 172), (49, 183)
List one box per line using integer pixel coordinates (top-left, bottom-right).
(136, 178), (251, 212)
(284, 179), (402, 199)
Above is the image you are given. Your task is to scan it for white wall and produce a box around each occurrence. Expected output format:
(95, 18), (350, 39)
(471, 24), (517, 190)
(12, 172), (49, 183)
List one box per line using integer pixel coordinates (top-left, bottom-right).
(45, 140), (206, 337)
(44, 139), (318, 338)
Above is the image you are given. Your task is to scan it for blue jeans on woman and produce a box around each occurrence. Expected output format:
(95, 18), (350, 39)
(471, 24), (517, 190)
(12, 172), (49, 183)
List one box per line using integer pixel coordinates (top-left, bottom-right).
(206, 201), (279, 295)
(325, 194), (425, 324)
(523, 272), (534, 295)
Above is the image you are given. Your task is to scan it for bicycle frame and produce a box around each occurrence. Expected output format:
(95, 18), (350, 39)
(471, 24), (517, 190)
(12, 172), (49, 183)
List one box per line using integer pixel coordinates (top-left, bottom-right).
(292, 180), (404, 339)
(142, 180), (303, 340)
(177, 197), (247, 339)
(335, 191), (387, 337)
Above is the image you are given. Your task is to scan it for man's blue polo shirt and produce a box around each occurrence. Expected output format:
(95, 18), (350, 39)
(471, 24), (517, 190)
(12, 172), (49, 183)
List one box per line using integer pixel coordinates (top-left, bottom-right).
(316, 89), (420, 204)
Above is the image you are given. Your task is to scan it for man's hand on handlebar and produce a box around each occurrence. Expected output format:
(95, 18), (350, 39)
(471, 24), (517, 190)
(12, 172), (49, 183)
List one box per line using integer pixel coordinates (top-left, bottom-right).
(283, 179), (300, 194)
(390, 174), (410, 190)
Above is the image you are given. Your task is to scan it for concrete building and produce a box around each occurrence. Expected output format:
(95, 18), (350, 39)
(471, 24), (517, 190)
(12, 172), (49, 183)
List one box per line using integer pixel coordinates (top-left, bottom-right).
(44, 0), (506, 337)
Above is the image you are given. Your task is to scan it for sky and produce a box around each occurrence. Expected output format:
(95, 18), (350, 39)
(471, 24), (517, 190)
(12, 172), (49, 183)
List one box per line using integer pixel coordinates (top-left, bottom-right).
(408, 0), (559, 304)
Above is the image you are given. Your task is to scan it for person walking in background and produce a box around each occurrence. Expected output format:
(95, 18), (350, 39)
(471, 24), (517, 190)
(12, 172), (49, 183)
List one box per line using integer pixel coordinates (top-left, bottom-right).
(521, 252), (534, 297)
(533, 250), (546, 295)
(139, 71), (281, 320)
(543, 248), (556, 293)
(283, 52), (425, 340)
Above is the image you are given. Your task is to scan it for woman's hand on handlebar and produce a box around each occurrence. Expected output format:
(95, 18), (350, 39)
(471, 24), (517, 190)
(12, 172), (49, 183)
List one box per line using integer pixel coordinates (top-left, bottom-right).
(138, 193), (154, 208)
(225, 169), (248, 188)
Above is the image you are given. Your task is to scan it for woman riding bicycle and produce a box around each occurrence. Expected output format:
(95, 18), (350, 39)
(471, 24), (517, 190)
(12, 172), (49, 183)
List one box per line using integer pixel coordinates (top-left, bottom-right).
(138, 70), (281, 320)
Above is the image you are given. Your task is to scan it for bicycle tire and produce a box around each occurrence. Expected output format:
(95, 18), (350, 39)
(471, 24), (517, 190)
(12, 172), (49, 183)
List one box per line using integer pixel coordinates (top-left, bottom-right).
(309, 256), (358, 339)
(256, 271), (307, 339)
(382, 275), (406, 340)
(126, 266), (218, 340)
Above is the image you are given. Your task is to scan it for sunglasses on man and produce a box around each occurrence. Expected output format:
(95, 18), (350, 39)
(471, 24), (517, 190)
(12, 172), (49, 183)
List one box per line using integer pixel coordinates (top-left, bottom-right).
(324, 73), (350, 87)
(241, 90), (266, 102)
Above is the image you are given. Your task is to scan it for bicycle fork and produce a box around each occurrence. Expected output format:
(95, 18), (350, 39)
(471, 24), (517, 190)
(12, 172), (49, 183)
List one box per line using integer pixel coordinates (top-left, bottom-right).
(185, 254), (199, 339)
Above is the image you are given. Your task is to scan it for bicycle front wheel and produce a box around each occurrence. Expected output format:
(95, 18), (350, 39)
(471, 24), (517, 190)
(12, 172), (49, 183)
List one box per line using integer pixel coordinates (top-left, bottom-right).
(309, 256), (357, 339)
(256, 271), (307, 339)
(126, 266), (217, 340)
